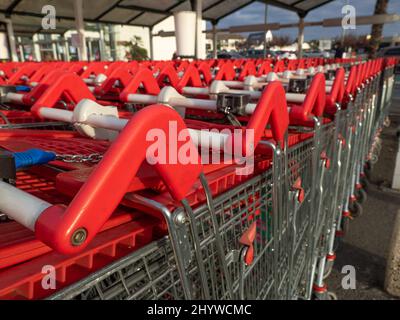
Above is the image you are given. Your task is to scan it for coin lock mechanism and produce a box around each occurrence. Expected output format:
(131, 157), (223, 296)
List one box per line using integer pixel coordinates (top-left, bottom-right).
(288, 77), (311, 94)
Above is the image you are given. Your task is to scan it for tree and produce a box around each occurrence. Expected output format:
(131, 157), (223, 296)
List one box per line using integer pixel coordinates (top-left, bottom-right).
(334, 34), (369, 50)
(120, 36), (148, 61)
(369, 0), (389, 56)
(269, 35), (292, 48)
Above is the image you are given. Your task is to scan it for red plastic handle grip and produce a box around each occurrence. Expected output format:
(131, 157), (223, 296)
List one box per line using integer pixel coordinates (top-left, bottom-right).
(157, 65), (180, 88)
(94, 66), (137, 96)
(256, 60), (272, 77)
(177, 64), (203, 90)
(225, 81), (289, 155)
(238, 61), (256, 81)
(120, 67), (161, 102)
(80, 63), (107, 79)
(35, 104), (203, 254)
(289, 73), (326, 125)
(214, 61), (236, 81)
(197, 61), (213, 85)
(345, 66), (357, 98)
(31, 72), (95, 118)
(327, 68), (345, 107)
(8, 64), (37, 85)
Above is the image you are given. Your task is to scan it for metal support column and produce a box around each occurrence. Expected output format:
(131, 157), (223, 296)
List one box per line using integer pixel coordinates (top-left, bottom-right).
(52, 38), (58, 60)
(98, 23), (106, 61)
(297, 15), (305, 59)
(73, 0), (88, 60)
(194, 0), (202, 59)
(32, 34), (41, 61)
(109, 24), (117, 61)
(149, 27), (154, 60)
(88, 39), (93, 61)
(64, 40), (70, 61)
(263, 4), (269, 58)
(212, 21), (217, 59)
(5, 19), (18, 62)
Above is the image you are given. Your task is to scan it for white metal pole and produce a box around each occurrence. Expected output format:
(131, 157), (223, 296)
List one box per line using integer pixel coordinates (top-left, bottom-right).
(74, 0), (88, 61)
(5, 18), (18, 62)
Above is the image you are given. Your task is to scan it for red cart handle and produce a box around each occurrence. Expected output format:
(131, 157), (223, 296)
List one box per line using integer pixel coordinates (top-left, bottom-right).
(93, 65), (138, 96)
(35, 104), (203, 254)
(328, 68), (345, 105)
(120, 68), (161, 102)
(289, 73), (326, 125)
(238, 61), (257, 81)
(31, 72), (95, 118)
(177, 64), (203, 90)
(157, 65), (180, 88)
(215, 61), (236, 81)
(197, 61), (213, 85)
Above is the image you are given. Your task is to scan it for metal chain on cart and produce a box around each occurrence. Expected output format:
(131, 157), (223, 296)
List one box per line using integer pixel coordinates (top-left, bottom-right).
(56, 153), (104, 163)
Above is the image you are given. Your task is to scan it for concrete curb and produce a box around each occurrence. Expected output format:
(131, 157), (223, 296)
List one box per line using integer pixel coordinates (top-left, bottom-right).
(385, 210), (400, 297)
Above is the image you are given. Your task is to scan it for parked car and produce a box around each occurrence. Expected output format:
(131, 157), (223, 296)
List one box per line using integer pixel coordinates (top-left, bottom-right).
(277, 51), (297, 60)
(246, 49), (276, 59)
(379, 46), (400, 73)
(217, 51), (244, 59)
(378, 46), (400, 58)
(303, 50), (332, 58)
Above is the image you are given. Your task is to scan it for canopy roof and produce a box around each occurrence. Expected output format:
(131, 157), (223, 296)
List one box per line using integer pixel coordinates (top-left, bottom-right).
(0, 0), (336, 35)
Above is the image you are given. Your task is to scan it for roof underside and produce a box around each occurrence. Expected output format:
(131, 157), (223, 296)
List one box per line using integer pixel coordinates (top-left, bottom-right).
(0, 0), (336, 35)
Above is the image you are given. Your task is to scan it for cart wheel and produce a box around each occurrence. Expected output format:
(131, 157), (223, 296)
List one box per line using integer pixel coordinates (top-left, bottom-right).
(355, 187), (367, 204)
(349, 201), (363, 217)
(328, 291), (338, 300)
(370, 154), (379, 165)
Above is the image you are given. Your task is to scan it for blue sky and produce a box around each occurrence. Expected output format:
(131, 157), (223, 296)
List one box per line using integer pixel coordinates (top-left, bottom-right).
(206, 0), (400, 41)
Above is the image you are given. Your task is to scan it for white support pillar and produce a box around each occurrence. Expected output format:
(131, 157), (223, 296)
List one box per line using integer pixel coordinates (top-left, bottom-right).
(297, 15), (305, 59)
(33, 34), (41, 61)
(148, 27), (154, 60)
(98, 24), (106, 61)
(5, 19), (18, 62)
(52, 40), (58, 60)
(17, 37), (24, 62)
(64, 39), (70, 61)
(212, 22), (217, 59)
(194, 0), (202, 59)
(73, 0), (88, 61)
(88, 39), (93, 61)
